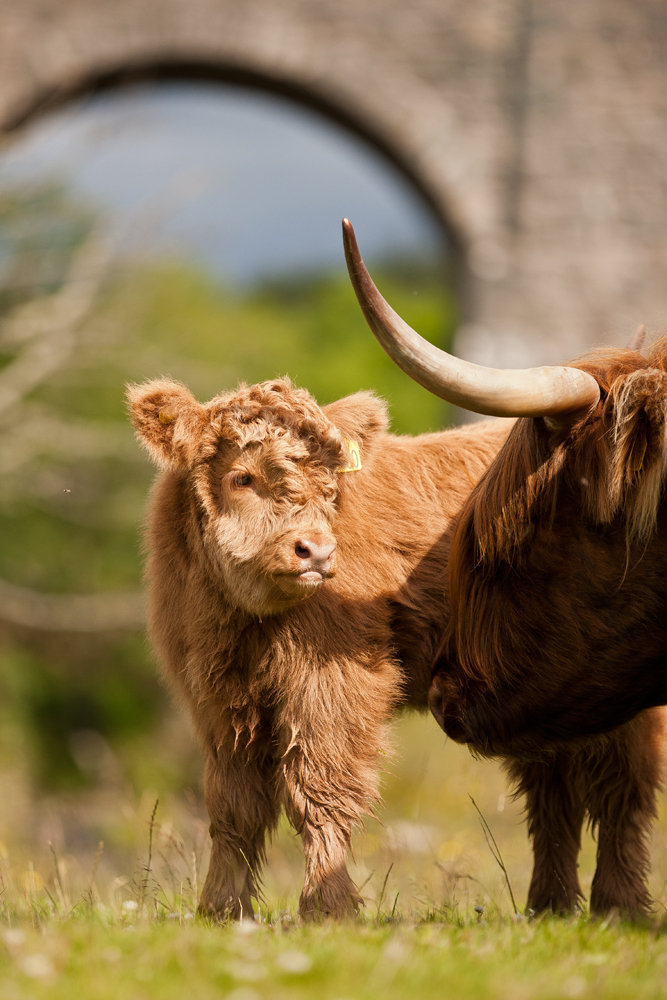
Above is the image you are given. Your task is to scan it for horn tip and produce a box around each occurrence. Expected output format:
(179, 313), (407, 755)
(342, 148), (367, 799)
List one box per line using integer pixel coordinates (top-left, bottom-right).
(342, 218), (359, 261)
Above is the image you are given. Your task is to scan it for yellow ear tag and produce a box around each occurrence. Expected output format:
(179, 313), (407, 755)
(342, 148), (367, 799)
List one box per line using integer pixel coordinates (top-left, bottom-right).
(338, 437), (362, 473)
(158, 411), (174, 426)
(634, 435), (647, 472)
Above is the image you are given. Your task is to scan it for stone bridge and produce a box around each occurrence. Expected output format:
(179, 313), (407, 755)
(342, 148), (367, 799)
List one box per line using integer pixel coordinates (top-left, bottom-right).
(2, 0), (667, 365)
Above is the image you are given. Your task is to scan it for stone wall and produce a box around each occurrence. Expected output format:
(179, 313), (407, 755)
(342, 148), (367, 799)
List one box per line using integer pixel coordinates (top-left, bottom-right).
(2, 0), (667, 364)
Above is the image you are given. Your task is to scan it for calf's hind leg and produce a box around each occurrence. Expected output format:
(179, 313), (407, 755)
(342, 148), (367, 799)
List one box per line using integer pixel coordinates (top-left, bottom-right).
(586, 708), (665, 919)
(199, 749), (280, 921)
(506, 755), (586, 914)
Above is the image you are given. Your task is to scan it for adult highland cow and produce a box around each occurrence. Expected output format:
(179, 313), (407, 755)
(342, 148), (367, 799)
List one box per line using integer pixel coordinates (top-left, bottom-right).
(128, 374), (509, 921)
(343, 217), (667, 917)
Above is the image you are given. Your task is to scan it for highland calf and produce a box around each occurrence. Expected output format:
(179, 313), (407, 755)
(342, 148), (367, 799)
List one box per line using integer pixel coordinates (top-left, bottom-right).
(344, 218), (667, 917)
(128, 375), (509, 920)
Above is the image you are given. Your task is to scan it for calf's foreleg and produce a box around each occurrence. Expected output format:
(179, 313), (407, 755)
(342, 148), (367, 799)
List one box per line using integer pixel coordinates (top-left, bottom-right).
(283, 751), (365, 921)
(199, 749), (280, 921)
(280, 662), (398, 921)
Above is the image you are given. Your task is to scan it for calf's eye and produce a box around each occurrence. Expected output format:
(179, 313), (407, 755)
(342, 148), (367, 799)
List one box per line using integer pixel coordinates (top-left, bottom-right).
(233, 473), (253, 488)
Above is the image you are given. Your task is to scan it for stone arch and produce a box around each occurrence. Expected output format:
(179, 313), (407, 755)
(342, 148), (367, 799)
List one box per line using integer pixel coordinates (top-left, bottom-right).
(2, 0), (667, 363)
(1, 56), (472, 320)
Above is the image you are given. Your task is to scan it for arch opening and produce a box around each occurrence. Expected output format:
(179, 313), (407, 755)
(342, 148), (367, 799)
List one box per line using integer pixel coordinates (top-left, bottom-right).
(2, 58), (463, 261)
(0, 68), (463, 420)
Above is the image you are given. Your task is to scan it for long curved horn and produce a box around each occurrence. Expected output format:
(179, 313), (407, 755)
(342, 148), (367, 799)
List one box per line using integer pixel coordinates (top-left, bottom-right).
(342, 218), (600, 422)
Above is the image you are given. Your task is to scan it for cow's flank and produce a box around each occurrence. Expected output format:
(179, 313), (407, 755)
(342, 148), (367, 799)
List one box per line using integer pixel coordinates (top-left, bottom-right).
(343, 219), (667, 920)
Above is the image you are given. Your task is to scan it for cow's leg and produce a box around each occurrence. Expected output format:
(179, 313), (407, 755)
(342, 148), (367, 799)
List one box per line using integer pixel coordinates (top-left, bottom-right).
(506, 755), (586, 915)
(280, 665), (398, 921)
(586, 709), (665, 918)
(198, 749), (280, 921)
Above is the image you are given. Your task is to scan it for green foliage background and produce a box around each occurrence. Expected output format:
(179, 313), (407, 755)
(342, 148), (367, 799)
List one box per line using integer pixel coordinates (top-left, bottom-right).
(0, 183), (456, 794)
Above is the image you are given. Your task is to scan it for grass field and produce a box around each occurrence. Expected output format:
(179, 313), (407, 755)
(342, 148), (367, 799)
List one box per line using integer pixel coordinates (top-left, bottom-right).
(2, 712), (667, 999)
(3, 914), (667, 1000)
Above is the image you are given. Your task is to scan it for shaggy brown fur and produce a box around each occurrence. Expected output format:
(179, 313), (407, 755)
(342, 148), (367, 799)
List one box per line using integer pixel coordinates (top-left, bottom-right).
(430, 338), (667, 917)
(128, 375), (509, 921)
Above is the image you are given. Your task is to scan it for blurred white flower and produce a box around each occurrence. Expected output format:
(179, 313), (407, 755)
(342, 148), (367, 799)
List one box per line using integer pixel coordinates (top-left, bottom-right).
(21, 953), (54, 979)
(3, 929), (25, 948)
(235, 918), (259, 935)
(276, 950), (312, 974)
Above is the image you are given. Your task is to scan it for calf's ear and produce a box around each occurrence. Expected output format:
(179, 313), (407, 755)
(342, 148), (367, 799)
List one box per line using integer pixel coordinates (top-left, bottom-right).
(126, 378), (207, 470)
(323, 391), (389, 450)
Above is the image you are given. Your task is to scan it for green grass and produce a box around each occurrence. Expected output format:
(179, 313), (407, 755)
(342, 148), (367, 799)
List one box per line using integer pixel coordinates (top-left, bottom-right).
(2, 911), (667, 999)
(1, 715), (667, 999)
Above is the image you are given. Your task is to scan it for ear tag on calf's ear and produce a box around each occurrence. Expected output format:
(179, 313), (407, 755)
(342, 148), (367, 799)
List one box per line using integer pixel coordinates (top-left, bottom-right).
(338, 437), (362, 473)
(158, 411), (174, 426)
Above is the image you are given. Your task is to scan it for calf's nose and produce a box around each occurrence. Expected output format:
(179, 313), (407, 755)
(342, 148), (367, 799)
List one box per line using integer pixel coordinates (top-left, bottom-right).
(294, 536), (337, 572)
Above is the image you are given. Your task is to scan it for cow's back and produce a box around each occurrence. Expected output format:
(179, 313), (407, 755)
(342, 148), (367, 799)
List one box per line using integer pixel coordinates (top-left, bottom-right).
(326, 418), (512, 707)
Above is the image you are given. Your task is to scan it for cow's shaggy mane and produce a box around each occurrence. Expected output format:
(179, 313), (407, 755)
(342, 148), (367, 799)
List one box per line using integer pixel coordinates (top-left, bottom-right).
(458, 337), (667, 569)
(445, 337), (667, 688)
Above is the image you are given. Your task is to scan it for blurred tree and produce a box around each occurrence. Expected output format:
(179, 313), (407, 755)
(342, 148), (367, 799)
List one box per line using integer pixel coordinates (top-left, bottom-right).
(0, 184), (94, 317)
